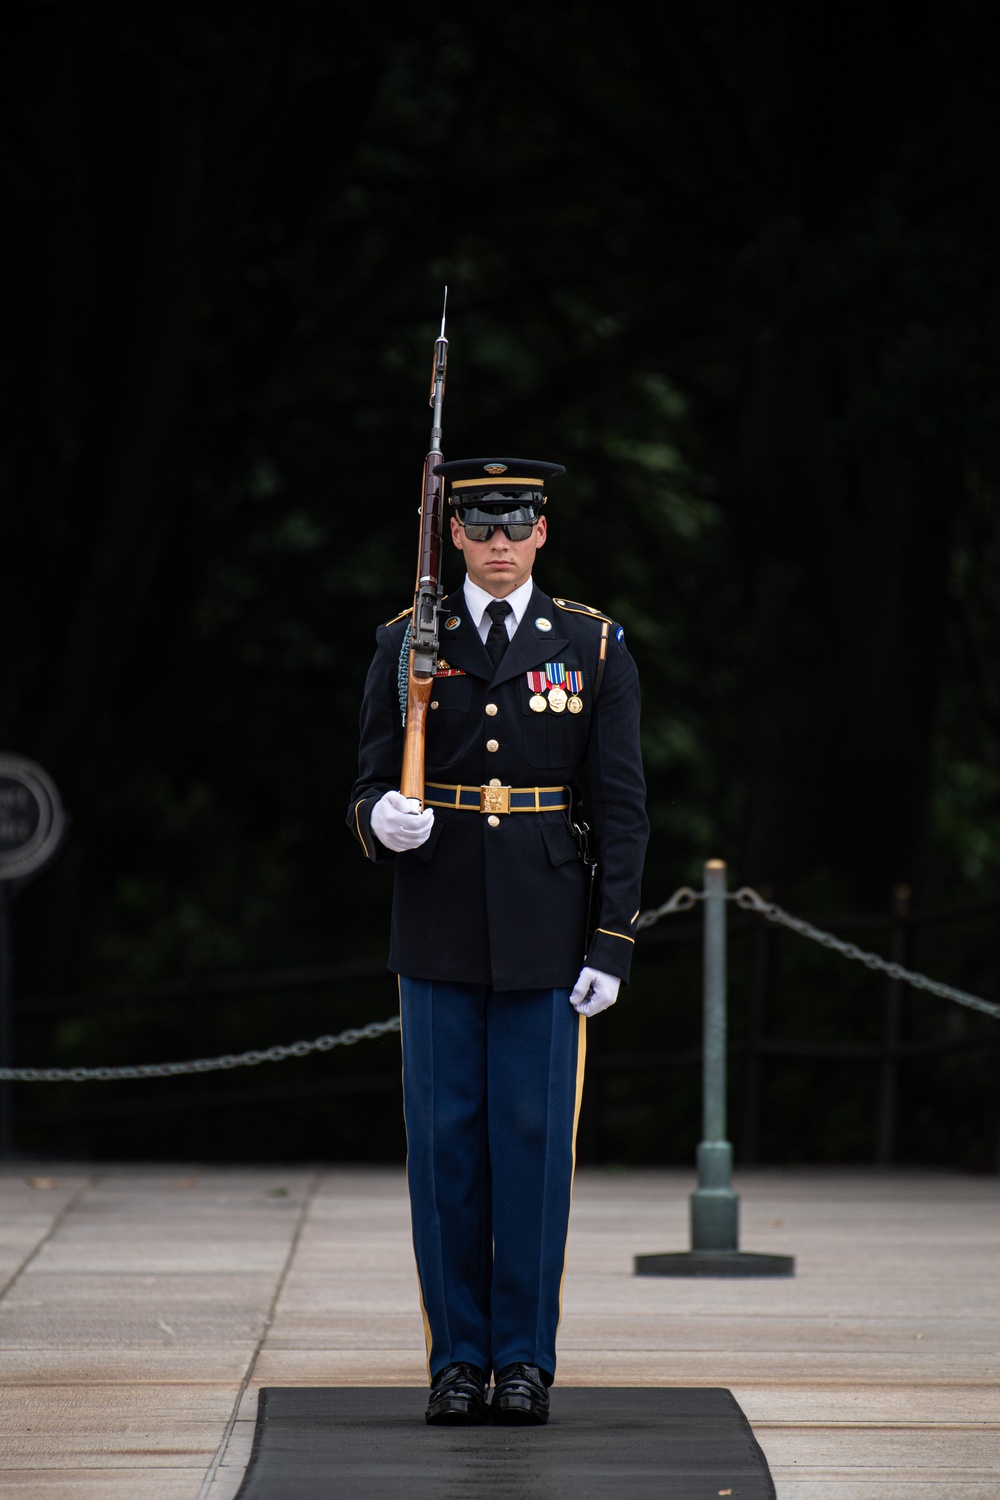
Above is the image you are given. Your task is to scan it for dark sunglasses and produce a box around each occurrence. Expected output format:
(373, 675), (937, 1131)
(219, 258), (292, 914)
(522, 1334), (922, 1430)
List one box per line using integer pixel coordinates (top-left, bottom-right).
(457, 504), (539, 543)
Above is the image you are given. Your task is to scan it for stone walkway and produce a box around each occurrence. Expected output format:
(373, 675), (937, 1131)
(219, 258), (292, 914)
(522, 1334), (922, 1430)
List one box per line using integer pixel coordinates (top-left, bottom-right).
(0, 1165), (997, 1497)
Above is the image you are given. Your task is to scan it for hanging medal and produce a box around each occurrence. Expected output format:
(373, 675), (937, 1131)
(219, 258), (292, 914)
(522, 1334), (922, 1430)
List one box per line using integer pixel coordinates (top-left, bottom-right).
(527, 670), (548, 713)
(566, 669), (584, 713)
(545, 662), (567, 713)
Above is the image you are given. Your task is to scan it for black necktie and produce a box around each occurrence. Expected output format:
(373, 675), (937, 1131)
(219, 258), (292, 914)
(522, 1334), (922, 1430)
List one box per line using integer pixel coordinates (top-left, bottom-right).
(485, 599), (513, 669)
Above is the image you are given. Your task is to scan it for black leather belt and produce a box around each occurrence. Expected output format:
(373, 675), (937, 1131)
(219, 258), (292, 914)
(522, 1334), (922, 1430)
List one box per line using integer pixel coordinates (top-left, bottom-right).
(424, 781), (569, 815)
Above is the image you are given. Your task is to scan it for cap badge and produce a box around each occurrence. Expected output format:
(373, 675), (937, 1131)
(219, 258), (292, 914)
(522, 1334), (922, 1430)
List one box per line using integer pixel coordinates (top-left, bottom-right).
(445, 615), (461, 631)
(534, 616), (552, 632)
(484, 463), (507, 475)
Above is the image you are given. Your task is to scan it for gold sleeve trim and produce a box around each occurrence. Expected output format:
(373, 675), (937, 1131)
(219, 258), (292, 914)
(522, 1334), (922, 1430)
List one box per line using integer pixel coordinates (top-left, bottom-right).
(354, 799), (371, 859)
(595, 927), (635, 945)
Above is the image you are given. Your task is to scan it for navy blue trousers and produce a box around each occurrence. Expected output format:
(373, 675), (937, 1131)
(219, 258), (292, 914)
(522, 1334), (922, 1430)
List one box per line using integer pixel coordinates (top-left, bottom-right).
(399, 977), (586, 1381)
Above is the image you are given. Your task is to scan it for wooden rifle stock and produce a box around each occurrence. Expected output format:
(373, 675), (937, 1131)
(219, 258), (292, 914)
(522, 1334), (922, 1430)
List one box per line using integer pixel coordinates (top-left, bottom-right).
(400, 455), (443, 801)
(400, 296), (448, 804)
(400, 671), (432, 801)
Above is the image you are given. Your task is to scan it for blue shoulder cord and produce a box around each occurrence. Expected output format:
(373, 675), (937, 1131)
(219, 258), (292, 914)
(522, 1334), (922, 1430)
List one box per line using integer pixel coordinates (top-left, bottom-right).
(397, 621), (412, 727)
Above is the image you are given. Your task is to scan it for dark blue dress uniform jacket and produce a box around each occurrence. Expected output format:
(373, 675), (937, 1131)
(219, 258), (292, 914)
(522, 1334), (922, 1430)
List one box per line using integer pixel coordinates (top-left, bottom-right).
(347, 582), (649, 990)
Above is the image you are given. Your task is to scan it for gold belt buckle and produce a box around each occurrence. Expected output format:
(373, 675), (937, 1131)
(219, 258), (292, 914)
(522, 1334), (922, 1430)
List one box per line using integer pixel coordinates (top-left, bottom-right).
(479, 782), (511, 815)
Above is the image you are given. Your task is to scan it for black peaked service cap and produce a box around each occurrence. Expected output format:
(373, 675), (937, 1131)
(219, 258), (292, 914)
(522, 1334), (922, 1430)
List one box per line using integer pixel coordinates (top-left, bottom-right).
(434, 457), (566, 507)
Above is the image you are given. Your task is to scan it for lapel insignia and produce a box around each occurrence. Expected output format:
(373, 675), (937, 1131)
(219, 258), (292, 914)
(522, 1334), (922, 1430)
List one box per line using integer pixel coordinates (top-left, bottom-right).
(444, 616), (461, 631)
(534, 616), (552, 632)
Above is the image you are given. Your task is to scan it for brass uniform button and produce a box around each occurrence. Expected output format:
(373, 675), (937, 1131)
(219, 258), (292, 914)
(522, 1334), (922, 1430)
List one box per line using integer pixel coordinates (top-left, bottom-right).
(487, 814), (500, 828)
(486, 738), (499, 752)
(430, 700), (439, 710)
(489, 778), (502, 788)
(485, 703), (498, 716)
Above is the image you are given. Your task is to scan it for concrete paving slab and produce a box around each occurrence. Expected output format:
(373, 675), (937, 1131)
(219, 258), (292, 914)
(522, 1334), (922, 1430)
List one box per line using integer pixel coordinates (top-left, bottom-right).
(0, 1163), (996, 1499)
(0, 1473), (204, 1498)
(0, 1273), (279, 1346)
(730, 1384), (1000, 1424)
(0, 1348), (256, 1383)
(0, 1385), (240, 1424)
(776, 1486), (996, 1498)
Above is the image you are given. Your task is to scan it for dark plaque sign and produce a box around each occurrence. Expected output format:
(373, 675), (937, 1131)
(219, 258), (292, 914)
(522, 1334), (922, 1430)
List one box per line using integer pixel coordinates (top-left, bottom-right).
(0, 755), (65, 882)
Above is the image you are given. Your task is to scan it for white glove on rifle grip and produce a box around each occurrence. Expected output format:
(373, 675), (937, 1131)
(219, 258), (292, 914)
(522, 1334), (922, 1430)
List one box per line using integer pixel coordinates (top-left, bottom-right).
(370, 790), (435, 852)
(570, 966), (621, 1016)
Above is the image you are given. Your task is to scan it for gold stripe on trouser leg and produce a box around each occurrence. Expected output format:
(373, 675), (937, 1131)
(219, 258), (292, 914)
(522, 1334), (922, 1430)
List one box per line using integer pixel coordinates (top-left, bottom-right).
(398, 976), (433, 1376)
(556, 1012), (588, 1328)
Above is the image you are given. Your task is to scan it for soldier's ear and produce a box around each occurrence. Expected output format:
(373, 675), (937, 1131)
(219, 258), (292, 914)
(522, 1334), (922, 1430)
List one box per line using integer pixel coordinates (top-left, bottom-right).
(450, 515), (464, 550)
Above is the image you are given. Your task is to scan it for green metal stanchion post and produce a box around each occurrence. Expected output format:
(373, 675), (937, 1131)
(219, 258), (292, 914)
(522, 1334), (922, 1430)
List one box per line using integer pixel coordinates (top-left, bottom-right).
(634, 858), (795, 1277)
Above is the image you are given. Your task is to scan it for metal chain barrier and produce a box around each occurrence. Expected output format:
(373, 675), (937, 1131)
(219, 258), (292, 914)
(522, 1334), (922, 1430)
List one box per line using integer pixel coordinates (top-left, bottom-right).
(635, 880), (999, 1020)
(634, 886), (702, 927)
(0, 1016), (401, 1084)
(1, 879), (995, 1083)
(731, 886), (1000, 1021)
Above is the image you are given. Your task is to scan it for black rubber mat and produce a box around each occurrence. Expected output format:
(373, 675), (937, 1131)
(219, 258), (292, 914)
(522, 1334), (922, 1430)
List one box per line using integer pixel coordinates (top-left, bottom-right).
(234, 1386), (776, 1499)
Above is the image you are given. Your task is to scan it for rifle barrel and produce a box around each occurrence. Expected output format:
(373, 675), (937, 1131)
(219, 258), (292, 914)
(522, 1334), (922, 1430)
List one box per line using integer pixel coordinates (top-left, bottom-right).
(402, 291), (449, 804)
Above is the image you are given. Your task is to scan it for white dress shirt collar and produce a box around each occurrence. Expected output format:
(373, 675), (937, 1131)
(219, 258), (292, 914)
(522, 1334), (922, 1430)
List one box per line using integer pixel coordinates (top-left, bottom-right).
(462, 575), (536, 642)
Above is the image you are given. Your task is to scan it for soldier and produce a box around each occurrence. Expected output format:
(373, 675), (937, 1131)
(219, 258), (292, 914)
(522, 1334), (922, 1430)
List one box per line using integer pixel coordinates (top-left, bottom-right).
(348, 458), (648, 1425)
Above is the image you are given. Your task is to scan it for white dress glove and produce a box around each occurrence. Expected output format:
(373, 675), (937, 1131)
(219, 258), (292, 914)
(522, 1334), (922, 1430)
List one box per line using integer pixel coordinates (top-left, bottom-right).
(569, 966), (621, 1016)
(370, 790), (435, 853)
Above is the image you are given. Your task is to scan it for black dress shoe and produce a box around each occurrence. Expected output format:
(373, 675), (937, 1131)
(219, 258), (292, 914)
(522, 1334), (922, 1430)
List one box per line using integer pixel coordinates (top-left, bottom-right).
(490, 1363), (551, 1425)
(425, 1363), (489, 1425)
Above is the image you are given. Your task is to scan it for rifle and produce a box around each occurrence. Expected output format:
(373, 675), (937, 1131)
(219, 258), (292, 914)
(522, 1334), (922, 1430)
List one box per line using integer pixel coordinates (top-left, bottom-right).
(400, 290), (449, 805)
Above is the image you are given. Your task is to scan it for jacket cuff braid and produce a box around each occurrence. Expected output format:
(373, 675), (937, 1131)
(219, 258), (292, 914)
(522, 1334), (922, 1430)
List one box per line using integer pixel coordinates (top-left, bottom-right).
(584, 926), (636, 985)
(353, 796), (397, 864)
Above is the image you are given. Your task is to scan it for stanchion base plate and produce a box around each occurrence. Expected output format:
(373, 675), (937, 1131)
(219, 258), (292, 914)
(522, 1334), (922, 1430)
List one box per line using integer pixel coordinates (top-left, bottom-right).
(634, 1250), (795, 1277)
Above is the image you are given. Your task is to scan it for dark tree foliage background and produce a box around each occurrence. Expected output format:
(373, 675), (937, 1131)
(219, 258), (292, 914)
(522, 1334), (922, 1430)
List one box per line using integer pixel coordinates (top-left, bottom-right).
(3, 0), (999, 1166)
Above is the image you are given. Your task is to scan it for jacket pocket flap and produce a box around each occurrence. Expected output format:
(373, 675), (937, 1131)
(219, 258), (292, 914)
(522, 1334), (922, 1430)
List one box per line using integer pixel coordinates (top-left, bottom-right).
(541, 818), (579, 867)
